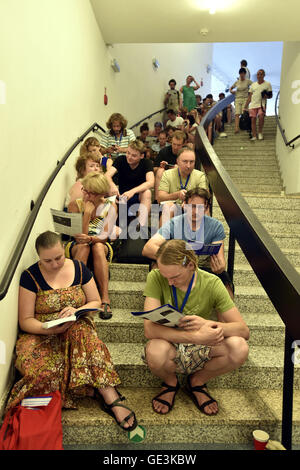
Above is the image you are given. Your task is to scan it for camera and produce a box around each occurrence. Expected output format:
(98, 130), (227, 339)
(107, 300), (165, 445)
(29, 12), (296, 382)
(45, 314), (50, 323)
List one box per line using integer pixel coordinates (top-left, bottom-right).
(261, 90), (272, 99)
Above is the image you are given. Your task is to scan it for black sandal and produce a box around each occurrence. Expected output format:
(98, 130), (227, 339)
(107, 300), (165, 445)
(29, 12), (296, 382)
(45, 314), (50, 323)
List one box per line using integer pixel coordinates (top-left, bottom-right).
(152, 378), (180, 415)
(99, 302), (112, 320)
(95, 389), (138, 432)
(185, 375), (218, 416)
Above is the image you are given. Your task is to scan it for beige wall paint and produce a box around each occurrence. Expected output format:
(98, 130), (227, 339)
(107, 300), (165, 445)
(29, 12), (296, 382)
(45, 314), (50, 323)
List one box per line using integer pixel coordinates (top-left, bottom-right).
(0, 2), (213, 407)
(276, 42), (300, 195)
(110, 42), (213, 127)
(0, 0), (120, 407)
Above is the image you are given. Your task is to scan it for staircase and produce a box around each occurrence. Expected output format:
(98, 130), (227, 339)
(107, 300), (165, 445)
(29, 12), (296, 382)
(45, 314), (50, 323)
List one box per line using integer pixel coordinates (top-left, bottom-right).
(61, 116), (300, 449)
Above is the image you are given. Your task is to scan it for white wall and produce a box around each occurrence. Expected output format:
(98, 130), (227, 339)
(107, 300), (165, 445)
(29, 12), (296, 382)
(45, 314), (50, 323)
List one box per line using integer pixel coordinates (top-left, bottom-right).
(276, 42), (300, 194)
(108, 43), (213, 127)
(0, 0), (122, 409)
(0, 3), (214, 408)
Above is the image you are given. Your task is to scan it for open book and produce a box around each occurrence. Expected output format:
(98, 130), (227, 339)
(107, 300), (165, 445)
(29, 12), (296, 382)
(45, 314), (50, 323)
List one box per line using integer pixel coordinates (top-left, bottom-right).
(42, 308), (102, 329)
(131, 304), (184, 328)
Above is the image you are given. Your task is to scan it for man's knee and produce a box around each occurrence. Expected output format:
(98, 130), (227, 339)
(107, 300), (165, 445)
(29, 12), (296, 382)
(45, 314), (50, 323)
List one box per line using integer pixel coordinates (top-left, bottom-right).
(145, 339), (174, 369)
(226, 336), (249, 367)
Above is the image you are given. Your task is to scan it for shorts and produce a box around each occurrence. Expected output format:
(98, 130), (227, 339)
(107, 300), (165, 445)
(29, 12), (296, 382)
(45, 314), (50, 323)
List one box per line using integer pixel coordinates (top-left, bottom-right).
(142, 342), (211, 375)
(235, 98), (248, 115)
(249, 107), (265, 118)
(64, 240), (113, 264)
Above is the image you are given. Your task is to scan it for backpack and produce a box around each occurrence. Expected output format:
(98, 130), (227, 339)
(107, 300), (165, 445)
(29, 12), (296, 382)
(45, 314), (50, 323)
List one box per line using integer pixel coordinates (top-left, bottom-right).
(239, 111), (251, 131)
(0, 391), (63, 450)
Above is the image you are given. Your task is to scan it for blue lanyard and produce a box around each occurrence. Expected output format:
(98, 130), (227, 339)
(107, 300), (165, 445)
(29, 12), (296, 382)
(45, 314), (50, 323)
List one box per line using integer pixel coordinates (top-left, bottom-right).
(178, 169), (190, 190)
(115, 132), (123, 145)
(172, 273), (195, 313)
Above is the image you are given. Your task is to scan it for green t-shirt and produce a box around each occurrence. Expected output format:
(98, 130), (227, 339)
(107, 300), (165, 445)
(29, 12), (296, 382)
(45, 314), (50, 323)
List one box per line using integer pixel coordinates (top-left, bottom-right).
(159, 168), (207, 205)
(143, 268), (234, 320)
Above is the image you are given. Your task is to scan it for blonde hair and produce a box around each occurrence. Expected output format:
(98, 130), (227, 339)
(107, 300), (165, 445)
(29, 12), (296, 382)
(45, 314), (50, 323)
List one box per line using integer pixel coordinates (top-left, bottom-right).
(129, 139), (145, 154)
(80, 137), (100, 156)
(81, 172), (110, 195)
(75, 152), (101, 179)
(156, 239), (198, 270)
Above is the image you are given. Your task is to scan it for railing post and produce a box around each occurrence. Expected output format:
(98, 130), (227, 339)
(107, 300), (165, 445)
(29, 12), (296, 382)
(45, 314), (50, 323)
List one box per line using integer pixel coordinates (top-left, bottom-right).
(281, 329), (295, 450)
(227, 229), (235, 282)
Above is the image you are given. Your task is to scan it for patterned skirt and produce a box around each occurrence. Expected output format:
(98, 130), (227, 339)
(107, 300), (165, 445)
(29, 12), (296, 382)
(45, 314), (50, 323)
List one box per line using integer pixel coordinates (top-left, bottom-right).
(6, 282), (120, 412)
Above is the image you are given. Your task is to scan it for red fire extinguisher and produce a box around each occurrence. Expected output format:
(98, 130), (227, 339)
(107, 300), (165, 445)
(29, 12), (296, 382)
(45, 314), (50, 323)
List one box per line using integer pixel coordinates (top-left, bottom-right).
(104, 87), (108, 106)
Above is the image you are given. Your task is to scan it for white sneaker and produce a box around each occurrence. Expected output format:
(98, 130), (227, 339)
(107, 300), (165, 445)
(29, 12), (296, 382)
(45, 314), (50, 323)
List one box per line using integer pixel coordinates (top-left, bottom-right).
(250, 136), (257, 141)
(258, 133), (264, 140)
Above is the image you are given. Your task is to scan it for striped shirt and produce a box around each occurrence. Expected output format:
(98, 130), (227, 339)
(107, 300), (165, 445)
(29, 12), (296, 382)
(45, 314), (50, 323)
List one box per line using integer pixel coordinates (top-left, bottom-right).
(100, 128), (136, 156)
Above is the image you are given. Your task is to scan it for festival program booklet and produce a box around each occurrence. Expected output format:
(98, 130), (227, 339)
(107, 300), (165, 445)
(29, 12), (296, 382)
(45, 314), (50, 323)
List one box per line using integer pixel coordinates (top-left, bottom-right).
(131, 304), (184, 328)
(188, 241), (222, 256)
(42, 308), (102, 329)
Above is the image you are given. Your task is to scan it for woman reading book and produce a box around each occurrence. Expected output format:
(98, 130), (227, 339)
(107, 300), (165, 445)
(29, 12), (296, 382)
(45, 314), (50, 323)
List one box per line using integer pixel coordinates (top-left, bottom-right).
(5, 231), (137, 432)
(67, 172), (120, 319)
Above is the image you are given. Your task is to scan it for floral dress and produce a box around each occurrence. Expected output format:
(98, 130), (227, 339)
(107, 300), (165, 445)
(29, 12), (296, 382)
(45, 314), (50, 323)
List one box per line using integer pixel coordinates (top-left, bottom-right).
(5, 260), (120, 412)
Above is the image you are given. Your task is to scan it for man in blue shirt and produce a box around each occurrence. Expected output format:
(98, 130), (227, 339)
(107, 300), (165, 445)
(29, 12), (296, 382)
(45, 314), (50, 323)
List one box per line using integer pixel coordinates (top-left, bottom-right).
(142, 188), (234, 298)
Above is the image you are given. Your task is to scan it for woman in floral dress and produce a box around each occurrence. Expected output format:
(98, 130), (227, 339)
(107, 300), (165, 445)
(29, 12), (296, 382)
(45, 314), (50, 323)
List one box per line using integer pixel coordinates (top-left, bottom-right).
(6, 231), (137, 432)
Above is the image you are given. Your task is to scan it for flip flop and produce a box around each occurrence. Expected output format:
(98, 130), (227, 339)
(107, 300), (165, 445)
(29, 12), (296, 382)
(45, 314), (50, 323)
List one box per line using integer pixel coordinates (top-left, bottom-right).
(99, 302), (112, 320)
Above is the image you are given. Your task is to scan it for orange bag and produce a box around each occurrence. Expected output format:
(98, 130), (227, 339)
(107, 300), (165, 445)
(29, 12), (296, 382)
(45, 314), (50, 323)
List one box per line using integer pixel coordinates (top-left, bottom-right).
(0, 391), (63, 450)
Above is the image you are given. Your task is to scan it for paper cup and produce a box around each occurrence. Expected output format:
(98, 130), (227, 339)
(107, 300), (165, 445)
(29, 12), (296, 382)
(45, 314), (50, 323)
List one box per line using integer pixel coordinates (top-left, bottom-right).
(253, 430), (269, 450)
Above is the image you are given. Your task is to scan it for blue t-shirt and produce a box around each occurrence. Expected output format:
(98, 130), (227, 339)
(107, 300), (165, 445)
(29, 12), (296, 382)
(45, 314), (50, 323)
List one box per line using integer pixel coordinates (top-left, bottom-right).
(158, 214), (225, 244)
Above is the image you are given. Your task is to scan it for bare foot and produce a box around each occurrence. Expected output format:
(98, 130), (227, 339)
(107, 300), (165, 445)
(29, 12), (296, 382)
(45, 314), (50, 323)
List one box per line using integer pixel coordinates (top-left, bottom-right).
(152, 377), (179, 414)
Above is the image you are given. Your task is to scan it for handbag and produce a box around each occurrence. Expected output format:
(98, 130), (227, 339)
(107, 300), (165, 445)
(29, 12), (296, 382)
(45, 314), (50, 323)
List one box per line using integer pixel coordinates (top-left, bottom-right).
(0, 390), (63, 450)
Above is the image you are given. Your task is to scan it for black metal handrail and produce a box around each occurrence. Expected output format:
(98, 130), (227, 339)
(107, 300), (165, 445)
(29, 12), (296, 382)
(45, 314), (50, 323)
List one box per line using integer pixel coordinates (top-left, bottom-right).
(130, 107), (166, 131)
(0, 122), (105, 301)
(275, 91), (300, 149)
(196, 94), (300, 450)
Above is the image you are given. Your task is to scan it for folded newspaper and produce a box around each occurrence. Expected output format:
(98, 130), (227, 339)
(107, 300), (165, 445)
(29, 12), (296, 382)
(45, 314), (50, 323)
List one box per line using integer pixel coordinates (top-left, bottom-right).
(42, 308), (102, 329)
(51, 208), (82, 236)
(131, 304), (184, 327)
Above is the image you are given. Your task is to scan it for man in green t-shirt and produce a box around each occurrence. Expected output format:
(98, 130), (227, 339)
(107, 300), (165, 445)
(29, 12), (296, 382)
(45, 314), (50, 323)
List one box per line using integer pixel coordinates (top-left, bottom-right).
(143, 239), (249, 417)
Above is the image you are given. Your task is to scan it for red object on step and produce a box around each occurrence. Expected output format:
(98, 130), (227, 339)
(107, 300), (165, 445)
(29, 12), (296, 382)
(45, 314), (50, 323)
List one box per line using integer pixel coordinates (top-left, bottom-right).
(104, 88), (108, 105)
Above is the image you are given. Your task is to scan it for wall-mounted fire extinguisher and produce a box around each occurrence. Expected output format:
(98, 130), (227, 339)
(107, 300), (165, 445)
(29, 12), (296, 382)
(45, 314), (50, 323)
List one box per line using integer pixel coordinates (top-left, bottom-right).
(104, 87), (108, 106)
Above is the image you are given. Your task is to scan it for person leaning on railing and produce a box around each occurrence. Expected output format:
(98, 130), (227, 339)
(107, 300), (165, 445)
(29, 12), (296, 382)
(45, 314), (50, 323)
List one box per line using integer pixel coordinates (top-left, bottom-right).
(4, 230), (138, 433)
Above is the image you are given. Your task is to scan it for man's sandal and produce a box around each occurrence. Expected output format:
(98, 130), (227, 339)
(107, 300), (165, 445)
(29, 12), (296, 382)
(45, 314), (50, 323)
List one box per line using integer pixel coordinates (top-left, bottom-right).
(99, 302), (112, 320)
(95, 389), (138, 432)
(185, 375), (218, 416)
(152, 379), (180, 415)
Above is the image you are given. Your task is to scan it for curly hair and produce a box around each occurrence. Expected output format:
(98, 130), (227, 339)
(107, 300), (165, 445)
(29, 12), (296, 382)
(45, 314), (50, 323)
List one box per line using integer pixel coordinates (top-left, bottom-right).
(106, 113), (128, 136)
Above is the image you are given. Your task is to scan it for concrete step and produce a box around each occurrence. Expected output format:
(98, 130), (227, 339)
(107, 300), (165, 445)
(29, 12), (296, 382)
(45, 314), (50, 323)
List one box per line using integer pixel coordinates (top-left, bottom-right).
(94, 308), (286, 347)
(224, 246), (300, 267)
(110, 263), (149, 282)
(213, 206), (300, 223)
(61, 387), (300, 446)
(229, 176), (282, 185)
(214, 194), (300, 210)
(106, 343), (300, 389)
(222, 221), (300, 237)
(232, 263), (300, 287)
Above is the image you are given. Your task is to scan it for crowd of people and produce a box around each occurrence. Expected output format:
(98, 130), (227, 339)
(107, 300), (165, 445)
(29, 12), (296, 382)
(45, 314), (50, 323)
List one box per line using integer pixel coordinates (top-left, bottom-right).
(5, 60), (275, 438)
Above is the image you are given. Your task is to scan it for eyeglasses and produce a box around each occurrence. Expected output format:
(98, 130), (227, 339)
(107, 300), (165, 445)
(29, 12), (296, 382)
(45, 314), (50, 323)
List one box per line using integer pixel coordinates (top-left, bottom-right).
(82, 188), (99, 197)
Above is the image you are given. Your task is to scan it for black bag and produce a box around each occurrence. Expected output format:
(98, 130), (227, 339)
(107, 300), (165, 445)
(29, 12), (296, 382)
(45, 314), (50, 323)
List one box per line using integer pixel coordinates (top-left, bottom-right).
(113, 237), (152, 265)
(239, 111), (251, 131)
